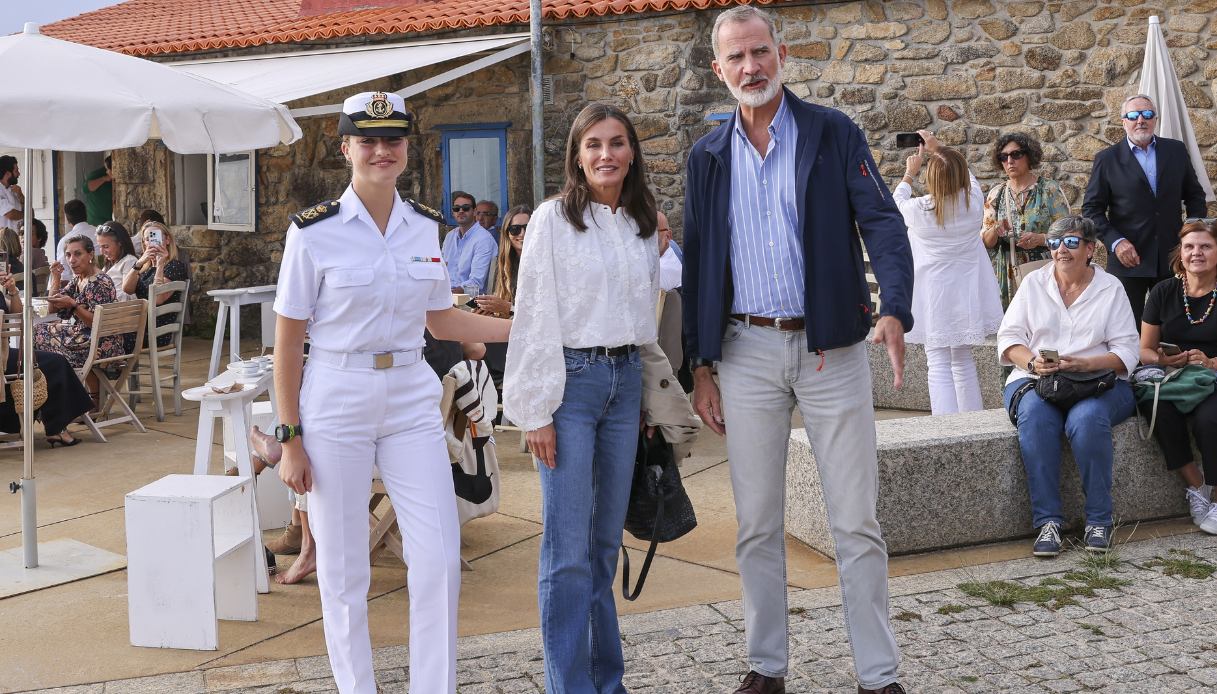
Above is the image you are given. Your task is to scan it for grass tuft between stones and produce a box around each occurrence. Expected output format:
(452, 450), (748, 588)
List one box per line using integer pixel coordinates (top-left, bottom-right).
(937, 603), (968, 615)
(957, 568), (1129, 611)
(893, 610), (922, 622)
(1143, 549), (1217, 579)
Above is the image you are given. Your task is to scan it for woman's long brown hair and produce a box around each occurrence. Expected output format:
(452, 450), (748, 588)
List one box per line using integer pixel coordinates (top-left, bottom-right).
(557, 103), (656, 238)
(494, 204), (532, 304)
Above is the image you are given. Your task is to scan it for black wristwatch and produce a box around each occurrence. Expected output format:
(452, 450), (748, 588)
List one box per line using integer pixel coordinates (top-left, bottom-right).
(274, 423), (302, 443)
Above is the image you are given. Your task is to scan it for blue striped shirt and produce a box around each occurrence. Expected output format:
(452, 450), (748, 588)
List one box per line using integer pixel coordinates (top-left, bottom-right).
(728, 95), (804, 317)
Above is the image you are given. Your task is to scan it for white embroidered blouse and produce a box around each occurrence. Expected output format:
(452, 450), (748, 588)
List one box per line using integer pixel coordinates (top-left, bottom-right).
(502, 199), (660, 431)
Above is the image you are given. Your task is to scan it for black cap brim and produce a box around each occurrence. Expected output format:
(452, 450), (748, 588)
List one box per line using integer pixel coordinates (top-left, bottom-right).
(339, 111), (413, 137)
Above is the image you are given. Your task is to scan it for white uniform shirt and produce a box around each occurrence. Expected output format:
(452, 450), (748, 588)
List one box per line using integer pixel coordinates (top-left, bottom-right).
(274, 185), (452, 353)
(503, 199), (660, 431)
(659, 245), (683, 291)
(57, 222), (97, 281)
(996, 263), (1139, 386)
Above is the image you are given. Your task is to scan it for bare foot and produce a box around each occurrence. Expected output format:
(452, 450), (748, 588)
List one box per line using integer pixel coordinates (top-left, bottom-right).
(275, 543), (316, 584)
(250, 426), (283, 466)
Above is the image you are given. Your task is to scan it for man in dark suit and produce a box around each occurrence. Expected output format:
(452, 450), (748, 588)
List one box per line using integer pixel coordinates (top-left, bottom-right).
(682, 7), (912, 694)
(1082, 94), (1208, 324)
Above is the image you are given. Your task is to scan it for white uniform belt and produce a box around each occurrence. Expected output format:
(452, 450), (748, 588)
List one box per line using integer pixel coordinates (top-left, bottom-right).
(307, 346), (423, 370)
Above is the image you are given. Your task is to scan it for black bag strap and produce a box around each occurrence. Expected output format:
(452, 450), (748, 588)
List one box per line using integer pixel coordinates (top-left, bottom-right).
(621, 491), (664, 602)
(1007, 379), (1036, 426)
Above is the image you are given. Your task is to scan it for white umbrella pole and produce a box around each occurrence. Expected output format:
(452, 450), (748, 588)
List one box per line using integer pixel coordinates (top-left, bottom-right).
(19, 147), (36, 569)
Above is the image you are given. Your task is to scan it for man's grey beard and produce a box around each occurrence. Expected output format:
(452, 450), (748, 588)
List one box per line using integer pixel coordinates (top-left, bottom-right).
(728, 74), (783, 108)
(1129, 129), (1154, 147)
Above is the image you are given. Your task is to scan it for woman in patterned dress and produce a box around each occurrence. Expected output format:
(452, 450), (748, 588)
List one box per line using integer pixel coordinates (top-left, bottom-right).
(981, 132), (1072, 307)
(35, 235), (123, 400)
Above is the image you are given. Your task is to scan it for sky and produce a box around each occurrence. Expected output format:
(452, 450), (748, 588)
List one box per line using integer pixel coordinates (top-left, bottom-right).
(2, 0), (119, 36)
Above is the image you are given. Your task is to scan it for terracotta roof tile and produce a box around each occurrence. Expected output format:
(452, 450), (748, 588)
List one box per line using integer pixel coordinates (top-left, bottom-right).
(40, 0), (785, 56)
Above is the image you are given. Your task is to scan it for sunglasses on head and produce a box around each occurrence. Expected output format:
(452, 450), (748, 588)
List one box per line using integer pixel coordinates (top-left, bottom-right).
(1122, 109), (1156, 121)
(507, 224), (527, 236)
(998, 150), (1027, 163)
(1047, 236), (1084, 250)
(1185, 217), (1217, 225)
(451, 204), (473, 212)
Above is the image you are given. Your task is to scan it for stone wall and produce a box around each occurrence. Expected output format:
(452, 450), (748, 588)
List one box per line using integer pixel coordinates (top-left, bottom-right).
(111, 0), (1217, 329)
(550, 0), (1217, 236)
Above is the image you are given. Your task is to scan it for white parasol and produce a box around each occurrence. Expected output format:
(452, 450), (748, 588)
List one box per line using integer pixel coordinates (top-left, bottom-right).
(1138, 15), (1215, 202)
(0, 23), (300, 574)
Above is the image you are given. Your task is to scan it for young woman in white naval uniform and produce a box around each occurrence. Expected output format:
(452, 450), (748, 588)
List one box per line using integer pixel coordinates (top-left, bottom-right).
(273, 91), (511, 694)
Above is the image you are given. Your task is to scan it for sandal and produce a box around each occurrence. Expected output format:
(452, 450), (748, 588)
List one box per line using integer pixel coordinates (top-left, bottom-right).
(46, 432), (80, 448)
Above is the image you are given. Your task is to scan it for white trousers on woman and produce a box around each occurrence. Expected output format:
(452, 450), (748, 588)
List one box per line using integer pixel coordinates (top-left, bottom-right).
(300, 358), (461, 694)
(925, 345), (983, 415)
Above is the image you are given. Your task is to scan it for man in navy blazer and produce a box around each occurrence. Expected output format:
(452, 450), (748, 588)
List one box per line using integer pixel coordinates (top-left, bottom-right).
(681, 7), (912, 694)
(1082, 94), (1208, 324)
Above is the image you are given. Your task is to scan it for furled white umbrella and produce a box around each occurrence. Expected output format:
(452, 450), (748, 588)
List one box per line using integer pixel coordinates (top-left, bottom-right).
(0, 23), (301, 574)
(1139, 15), (1216, 202)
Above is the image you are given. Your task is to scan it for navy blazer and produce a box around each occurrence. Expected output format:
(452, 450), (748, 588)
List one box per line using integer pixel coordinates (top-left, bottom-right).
(681, 89), (914, 362)
(1082, 136), (1207, 279)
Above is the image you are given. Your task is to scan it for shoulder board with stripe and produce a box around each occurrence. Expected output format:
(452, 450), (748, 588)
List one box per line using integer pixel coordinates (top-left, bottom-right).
(407, 198), (445, 224)
(290, 200), (340, 228)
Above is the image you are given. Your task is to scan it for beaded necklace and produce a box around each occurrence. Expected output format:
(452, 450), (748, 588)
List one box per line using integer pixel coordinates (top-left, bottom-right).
(1182, 274), (1217, 325)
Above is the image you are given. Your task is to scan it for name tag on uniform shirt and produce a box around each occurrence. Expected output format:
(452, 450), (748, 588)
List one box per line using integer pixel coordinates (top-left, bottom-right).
(410, 256), (443, 263)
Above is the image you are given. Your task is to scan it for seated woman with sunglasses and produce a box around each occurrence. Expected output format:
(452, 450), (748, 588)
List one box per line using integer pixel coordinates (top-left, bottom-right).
(981, 133), (1071, 307)
(997, 216), (1139, 558)
(0, 269), (93, 447)
(474, 205), (532, 318)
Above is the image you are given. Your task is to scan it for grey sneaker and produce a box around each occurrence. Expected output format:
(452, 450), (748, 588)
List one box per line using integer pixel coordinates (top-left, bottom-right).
(1188, 487), (1213, 527)
(1201, 505), (1217, 535)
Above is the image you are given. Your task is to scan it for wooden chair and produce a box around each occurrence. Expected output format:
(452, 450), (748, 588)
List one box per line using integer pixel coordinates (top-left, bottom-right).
(0, 311), (27, 449)
(77, 299), (148, 442)
(128, 280), (190, 421)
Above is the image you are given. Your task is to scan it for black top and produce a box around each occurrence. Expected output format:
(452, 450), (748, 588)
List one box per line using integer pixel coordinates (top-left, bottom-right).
(1143, 276), (1217, 357)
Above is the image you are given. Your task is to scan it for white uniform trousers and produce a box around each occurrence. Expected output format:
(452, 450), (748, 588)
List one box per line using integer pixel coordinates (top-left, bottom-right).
(300, 358), (461, 694)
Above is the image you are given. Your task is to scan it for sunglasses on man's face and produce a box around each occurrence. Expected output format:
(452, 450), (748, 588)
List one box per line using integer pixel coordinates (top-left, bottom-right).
(1047, 236), (1084, 250)
(998, 150), (1027, 163)
(507, 224), (527, 236)
(451, 204), (473, 212)
(1122, 109), (1156, 121)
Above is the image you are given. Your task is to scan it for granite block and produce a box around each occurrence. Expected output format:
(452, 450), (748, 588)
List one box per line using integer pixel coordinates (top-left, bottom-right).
(868, 332), (1004, 411)
(786, 409), (1188, 557)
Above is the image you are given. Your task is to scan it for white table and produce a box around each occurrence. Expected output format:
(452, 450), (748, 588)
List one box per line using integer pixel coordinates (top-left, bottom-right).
(182, 368), (277, 593)
(207, 285), (277, 379)
(126, 474), (258, 650)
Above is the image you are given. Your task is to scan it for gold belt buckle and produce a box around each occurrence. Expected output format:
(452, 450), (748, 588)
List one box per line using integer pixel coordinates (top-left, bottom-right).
(373, 352), (393, 369)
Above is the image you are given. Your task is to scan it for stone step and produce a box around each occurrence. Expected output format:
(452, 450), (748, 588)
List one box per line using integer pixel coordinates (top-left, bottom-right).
(786, 408), (1187, 557)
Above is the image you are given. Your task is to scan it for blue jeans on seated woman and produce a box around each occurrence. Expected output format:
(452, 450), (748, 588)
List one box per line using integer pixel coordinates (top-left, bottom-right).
(538, 347), (642, 694)
(1003, 377), (1136, 529)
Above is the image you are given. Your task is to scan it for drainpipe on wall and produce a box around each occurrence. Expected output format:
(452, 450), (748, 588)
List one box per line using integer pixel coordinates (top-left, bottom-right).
(530, 0), (544, 205)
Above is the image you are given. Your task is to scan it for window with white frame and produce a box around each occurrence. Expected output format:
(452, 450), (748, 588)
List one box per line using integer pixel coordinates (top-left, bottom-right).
(439, 123), (509, 225)
(173, 151), (256, 230)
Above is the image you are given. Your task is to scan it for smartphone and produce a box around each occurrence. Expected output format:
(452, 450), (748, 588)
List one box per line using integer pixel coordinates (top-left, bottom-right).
(1159, 342), (1182, 356)
(0, 251), (9, 274)
(465, 297), (480, 310)
(1038, 348), (1060, 363)
(146, 228), (163, 247)
(895, 132), (924, 148)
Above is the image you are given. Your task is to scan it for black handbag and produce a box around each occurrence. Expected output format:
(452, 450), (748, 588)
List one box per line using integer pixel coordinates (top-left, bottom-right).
(620, 429), (697, 601)
(1034, 369), (1117, 410)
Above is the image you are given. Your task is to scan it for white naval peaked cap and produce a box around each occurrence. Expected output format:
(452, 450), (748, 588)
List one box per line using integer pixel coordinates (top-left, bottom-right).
(338, 91), (413, 137)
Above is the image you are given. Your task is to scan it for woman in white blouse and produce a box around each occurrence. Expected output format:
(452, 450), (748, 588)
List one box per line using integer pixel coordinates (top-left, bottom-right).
(894, 130), (1003, 415)
(997, 216), (1138, 558)
(503, 103), (659, 693)
(95, 221), (139, 301)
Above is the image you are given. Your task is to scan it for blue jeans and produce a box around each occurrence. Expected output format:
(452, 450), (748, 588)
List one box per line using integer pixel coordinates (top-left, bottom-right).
(1004, 378), (1135, 528)
(538, 347), (642, 694)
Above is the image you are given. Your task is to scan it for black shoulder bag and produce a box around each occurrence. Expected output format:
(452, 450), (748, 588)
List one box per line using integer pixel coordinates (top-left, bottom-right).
(620, 429), (697, 601)
(1034, 370), (1117, 410)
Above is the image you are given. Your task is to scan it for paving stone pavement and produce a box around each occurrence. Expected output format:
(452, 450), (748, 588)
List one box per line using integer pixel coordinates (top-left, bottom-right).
(25, 532), (1217, 693)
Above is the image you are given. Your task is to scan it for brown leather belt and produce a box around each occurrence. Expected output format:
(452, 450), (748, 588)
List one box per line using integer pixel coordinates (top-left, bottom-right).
(730, 314), (805, 331)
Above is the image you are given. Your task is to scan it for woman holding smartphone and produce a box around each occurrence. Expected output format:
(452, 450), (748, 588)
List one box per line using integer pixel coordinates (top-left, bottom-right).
(273, 91), (510, 694)
(1137, 219), (1217, 533)
(122, 221), (188, 347)
(503, 103), (659, 693)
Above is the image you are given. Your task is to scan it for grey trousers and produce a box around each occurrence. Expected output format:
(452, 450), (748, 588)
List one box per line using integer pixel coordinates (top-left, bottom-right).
(716, 320), (900, 689)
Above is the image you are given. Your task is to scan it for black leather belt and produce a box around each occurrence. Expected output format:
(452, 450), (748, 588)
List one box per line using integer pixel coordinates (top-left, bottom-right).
(730, 314), (805, 331)
(567, 344), (638, 357)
